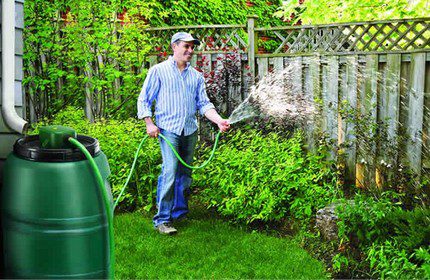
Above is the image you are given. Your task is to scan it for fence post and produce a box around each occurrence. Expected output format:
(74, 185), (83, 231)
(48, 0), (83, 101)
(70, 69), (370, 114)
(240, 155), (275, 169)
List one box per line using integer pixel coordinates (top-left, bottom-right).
(247, 15), (258, 83)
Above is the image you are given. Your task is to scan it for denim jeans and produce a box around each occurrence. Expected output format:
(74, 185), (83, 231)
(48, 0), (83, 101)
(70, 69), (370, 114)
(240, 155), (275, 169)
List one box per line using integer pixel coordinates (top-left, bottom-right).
(153, 129), (197, 227)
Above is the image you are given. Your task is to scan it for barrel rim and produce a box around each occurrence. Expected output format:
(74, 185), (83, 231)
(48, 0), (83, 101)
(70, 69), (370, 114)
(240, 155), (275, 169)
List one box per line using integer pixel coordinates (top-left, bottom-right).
(13, 135), (101, 162)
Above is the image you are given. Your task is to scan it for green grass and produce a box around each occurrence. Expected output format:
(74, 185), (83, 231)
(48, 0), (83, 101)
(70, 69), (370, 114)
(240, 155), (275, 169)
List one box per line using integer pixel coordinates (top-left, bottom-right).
(114, 203), (329, 279)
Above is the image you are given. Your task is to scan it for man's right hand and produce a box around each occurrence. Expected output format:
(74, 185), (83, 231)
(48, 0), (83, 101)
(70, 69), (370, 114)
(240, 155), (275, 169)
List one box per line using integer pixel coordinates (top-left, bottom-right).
(144, 118), (160, 138)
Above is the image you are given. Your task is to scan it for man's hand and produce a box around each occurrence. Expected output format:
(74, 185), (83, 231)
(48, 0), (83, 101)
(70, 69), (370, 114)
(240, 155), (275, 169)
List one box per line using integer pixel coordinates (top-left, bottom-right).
(204, 109), (231, 133)
(144, 117), (160, 138)
(146, 123), (160, 138)
(217, 119), (230, 132)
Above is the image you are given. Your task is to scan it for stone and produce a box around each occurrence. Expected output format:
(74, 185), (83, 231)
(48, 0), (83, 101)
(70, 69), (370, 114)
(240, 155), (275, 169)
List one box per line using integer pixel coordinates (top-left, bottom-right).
(316, 203), (340, 241)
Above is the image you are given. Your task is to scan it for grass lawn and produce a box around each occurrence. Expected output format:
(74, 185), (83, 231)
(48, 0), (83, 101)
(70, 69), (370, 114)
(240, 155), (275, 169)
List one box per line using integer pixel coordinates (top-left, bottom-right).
(114, 202), (329, 279)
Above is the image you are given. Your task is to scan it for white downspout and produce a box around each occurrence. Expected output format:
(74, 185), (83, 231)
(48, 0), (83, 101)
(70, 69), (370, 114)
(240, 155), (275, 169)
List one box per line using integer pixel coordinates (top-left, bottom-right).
(1, 0), (28, 134)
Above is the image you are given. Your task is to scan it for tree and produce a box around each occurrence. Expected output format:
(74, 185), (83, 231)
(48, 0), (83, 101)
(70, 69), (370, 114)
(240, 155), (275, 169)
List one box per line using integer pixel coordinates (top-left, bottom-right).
(275, 0), (430, 25)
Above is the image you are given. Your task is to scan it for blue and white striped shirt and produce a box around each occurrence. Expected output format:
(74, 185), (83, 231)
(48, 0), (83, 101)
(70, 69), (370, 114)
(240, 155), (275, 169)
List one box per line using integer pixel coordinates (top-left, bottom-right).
(137, 56), (215, 136)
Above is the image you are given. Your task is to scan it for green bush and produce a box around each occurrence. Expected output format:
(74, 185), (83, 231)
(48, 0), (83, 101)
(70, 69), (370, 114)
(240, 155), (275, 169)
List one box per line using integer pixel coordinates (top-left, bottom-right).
(367, 241), (430, 279)
(144, 0), (284, 27)
(32, 107), (161, 212)
(194, 129), (339, 226)
(334, 193), (430, 278)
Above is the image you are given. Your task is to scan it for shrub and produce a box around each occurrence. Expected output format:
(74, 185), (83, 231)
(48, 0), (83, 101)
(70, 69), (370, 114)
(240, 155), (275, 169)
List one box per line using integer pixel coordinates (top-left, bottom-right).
(367, 241), (430, 279)
(32, 107), (161, 212)
(194, 128), (339, 226)
(334, 192), (430, 278)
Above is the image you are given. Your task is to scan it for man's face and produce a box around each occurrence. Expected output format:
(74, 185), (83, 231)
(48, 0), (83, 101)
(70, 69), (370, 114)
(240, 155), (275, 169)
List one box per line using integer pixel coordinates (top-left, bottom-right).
(172, 41), (195, 63)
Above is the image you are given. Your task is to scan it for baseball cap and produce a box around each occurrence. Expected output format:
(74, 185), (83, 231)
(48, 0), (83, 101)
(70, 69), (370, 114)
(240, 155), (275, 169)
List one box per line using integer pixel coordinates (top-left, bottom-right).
(171, 32), (201, 46)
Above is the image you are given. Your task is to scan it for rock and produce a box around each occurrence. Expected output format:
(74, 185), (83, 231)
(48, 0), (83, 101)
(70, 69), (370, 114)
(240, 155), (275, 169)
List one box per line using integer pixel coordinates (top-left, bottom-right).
(316, 203), (339, 241)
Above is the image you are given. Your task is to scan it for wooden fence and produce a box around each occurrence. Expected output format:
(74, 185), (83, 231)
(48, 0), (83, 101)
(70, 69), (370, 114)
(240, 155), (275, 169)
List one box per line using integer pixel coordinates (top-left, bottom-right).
(145, 17), (430, 188)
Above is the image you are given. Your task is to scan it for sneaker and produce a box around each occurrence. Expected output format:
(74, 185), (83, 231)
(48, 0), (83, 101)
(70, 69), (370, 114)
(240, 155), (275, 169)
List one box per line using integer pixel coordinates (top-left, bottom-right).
(156, 223), (177, 235)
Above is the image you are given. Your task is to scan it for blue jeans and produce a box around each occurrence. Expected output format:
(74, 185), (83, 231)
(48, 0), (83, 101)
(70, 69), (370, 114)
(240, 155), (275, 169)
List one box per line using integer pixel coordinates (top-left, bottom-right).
(153, 129), (197, 227)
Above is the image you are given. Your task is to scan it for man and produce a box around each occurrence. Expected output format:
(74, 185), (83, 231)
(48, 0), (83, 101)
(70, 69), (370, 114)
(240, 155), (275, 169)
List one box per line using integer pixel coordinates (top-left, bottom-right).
(137, 32), (230, 235)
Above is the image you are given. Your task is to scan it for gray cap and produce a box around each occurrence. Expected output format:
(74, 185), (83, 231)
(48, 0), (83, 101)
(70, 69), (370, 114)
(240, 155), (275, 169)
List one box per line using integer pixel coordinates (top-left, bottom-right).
(171, 32), (201, 45)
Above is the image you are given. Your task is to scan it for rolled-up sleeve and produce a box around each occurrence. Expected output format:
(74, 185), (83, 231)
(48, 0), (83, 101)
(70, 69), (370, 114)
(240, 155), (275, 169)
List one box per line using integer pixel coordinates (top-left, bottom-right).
(137, 67), (160, 119)
(196, 75), (215, 116)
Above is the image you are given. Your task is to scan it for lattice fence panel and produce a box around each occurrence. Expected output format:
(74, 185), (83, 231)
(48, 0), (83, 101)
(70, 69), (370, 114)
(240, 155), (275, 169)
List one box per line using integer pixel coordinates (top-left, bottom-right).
(256, 18), (430, 55)
(145, 25), (247, 55)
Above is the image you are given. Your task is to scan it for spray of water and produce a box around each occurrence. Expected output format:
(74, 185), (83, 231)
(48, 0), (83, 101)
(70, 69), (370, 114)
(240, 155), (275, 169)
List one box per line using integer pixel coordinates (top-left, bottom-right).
(229, 63), (316, 125)
(227, 57), (429, 191)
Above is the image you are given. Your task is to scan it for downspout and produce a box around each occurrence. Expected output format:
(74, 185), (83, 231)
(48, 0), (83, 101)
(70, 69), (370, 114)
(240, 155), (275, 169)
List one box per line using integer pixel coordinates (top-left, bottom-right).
(1, 0), (28, 134)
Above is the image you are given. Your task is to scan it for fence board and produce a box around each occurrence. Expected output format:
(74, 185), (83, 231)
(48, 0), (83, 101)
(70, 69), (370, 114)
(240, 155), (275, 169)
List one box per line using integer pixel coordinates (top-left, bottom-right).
(385, 54), (402, 144)
(359, 55), (379, 188)
(339, 56), (358, 185)
(303, 56), (321, 151)
(424, 62), (430, 171)
(273, 57), (284, 72)
(377, 54), (401, 186)
(399, 57), (411, 168)
(272, 57), (285, 97)
(406, 53), (426, 174)
(242, 61), (252, 99)
(321, 56), (339, 159)
(286, 57), (303, 95)
(257, 57), (269, 81)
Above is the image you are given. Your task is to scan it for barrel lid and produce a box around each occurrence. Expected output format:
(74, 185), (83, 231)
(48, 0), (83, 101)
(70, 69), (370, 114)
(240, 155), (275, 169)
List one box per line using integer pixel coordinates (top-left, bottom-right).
(13, 135), (101, 162)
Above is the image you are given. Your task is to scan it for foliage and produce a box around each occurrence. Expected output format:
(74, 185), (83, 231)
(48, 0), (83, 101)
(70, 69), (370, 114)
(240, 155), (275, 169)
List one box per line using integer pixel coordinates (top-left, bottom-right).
(333, 192), (430, 278)
(367, 242), (430, 279)
(275, 0), (430, 25)
(258, 37), (281, 53)
(195, 51), (244, 117)
(194, 128), (340, 226)
(24, 0), (151, 121)
(31, 107), (161, 212)
(336, 192), (404, 248)
(142, 0), (284, 27)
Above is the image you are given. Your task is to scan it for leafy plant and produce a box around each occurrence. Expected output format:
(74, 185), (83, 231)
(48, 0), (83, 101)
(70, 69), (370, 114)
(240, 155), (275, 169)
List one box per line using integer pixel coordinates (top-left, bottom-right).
(275, 0), (430, 25)
(24, 0), (152, 121)
(194, 128), (339, 227)
(150, 0), (284, 27)
(367, 241), (429, 279)
(334, 192), (430, 278)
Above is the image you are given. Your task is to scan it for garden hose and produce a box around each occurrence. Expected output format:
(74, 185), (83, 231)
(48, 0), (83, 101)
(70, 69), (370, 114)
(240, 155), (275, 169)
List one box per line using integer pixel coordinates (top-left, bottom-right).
(113, 131), (222, 209)
(68, 137), (115, 280)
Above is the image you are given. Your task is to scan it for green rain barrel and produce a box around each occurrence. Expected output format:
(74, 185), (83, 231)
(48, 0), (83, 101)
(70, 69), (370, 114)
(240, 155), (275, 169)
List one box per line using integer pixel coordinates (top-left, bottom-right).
(1, 130), (112, 279)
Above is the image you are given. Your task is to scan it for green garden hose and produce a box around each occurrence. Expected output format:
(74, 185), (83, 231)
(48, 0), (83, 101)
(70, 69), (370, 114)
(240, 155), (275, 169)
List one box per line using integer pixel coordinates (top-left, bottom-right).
(67, 131), (222, 279)
(114, 131), (222, 209)
(68, 137), (115, 280)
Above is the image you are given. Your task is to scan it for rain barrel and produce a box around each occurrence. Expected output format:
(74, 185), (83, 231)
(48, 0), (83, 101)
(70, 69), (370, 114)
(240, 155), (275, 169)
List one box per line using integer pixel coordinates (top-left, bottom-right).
(1, 127), (112, 279)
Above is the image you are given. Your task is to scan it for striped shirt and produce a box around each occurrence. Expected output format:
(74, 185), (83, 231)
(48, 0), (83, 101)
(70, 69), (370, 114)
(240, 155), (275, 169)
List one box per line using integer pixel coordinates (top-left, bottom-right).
(137, 56), (215, 136)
